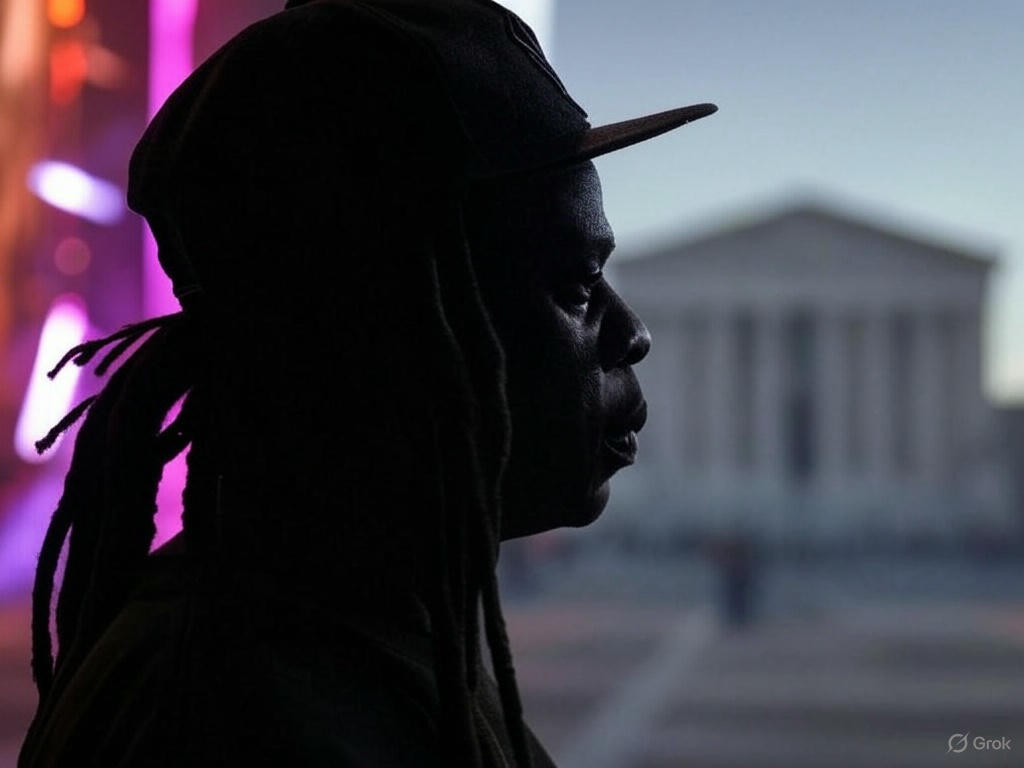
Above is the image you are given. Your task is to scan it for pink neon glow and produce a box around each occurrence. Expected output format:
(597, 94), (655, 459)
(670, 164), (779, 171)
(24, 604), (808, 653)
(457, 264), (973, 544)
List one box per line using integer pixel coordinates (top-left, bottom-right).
(147, 0), (197, 547)
(145, 0), (196, 317)
(0, 462), (67, 597)
(148, 0), (197, 120)
(27, 160), (125, 225)
(14, 294), (89, 463)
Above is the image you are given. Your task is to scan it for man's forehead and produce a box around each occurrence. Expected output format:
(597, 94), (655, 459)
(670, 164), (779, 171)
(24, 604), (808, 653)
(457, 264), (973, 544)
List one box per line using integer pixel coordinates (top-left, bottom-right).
(500, 162), (613, 246)
(547, 179), (614, 264)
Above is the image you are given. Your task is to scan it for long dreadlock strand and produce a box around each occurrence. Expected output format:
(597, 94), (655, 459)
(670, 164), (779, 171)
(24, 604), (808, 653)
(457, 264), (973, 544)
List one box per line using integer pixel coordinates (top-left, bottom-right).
(44, 312), (182, 380)
(29, 503), (73, 696)
(28, 314), (193, 700)
(418, 244), (484, 766)
(434, 207), (534, 767)
(435, 209), (506, 701)
(464, 546), (482, 694)
(154, 394), (196, 465)
(67, 321), (195, 666)
(427, 467), (481, 767)
(93, 334), (145, 377)
(179, 387), (222, 559)
(31, 322), (170, 694)
(33, 396), (98, 455)
(481, 571), (531, 767)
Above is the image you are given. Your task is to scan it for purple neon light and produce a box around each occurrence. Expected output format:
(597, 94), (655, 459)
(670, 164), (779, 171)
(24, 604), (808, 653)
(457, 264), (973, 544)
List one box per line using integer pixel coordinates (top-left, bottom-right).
(14, 294), (89, 464)
(27, 160), (125, 225)
(145, 0), (197, 317)
(0, 462), (68, 599)
(146, 0), (197, 548)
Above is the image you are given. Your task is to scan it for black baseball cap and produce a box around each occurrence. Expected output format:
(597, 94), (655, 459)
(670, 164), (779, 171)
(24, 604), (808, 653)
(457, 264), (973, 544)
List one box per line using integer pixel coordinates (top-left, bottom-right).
(128, 0), (715, 306)
(282, 0), (716, 179)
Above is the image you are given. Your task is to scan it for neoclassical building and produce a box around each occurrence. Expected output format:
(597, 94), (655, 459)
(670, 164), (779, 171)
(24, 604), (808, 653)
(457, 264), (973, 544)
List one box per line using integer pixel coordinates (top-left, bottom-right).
(610, 202), (1013, 548)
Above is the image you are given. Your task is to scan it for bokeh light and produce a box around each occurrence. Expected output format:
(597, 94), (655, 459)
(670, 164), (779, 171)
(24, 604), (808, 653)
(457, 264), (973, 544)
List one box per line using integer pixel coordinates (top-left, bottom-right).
(47, 0), (86, 29)
(53, 236), (91, 276)
(13, 294), (89, 463)
(26, 160), (124, 225)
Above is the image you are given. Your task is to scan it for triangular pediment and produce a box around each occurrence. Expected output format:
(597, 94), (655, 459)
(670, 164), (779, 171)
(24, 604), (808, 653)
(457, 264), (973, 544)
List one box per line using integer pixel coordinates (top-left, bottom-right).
(617, 202), (994, 282)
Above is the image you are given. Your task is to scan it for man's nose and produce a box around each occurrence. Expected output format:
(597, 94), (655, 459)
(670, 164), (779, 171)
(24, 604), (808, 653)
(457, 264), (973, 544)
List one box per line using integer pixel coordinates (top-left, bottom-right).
(601, 290), (651, 370)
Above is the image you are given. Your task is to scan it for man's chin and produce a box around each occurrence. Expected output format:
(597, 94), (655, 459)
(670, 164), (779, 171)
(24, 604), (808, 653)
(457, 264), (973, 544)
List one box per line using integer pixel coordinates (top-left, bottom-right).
(568, 481), (610, 528)
(499, 482), (611, 540)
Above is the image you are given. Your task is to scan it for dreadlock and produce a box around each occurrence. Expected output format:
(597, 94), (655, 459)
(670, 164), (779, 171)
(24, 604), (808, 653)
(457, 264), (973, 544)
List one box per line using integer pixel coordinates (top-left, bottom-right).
(28, 313), (195, 699)
(24, 209), (534, 768)
(427, 204), (533, 768)
(434, 206), (532, 767)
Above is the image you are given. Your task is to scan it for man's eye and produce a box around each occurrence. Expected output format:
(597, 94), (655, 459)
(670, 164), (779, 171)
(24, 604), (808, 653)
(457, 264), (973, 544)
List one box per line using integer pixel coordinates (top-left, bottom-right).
(560, 271), (602, 307)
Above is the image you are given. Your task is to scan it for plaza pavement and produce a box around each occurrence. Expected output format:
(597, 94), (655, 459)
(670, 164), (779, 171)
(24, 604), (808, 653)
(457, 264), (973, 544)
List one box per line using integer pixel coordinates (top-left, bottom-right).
(0, 558), (1022, 767)
(502, 559), (1024, 768)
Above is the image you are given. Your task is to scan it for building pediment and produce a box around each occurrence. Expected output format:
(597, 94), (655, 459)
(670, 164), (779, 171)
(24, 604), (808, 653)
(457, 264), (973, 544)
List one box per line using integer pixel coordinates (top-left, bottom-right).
(618, 203), (994, 283)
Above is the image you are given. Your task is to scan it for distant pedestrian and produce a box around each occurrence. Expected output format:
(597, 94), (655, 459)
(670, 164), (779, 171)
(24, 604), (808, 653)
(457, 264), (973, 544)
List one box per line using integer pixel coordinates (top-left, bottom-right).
(709, 531), (758, 628)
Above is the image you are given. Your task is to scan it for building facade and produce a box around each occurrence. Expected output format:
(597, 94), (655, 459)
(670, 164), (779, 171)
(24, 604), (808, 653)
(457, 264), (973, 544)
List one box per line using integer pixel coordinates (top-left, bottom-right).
(611, 203), (1013, 549)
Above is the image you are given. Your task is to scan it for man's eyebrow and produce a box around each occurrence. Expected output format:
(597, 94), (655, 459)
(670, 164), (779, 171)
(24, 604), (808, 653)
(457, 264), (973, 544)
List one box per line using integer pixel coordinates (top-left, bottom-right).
(557, 232), (615, 269)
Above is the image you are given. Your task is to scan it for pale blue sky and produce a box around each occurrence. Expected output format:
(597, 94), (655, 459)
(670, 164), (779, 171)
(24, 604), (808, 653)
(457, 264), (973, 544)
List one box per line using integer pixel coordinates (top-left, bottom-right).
(547, 0), (1023, 402)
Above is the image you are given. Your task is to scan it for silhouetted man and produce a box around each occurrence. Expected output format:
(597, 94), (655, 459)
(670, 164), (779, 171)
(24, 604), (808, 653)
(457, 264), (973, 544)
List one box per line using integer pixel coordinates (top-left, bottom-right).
(20, 1), (715, 765)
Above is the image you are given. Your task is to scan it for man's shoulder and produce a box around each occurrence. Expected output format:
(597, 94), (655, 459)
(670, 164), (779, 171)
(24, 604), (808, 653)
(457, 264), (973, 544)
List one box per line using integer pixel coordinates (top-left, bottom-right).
(22, 559), (443, 767)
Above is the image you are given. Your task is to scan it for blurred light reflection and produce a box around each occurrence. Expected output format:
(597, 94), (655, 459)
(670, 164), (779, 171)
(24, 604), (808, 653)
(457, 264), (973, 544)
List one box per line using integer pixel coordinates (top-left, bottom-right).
(26, 161), (124, 225)
(14, 294), (89, 463)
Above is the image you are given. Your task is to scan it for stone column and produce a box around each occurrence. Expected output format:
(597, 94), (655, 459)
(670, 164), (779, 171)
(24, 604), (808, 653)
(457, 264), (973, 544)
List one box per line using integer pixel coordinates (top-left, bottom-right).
(952, 309), (1000, 530)
(914, 310), (945, 485)
(752, 306), (784, 540)
(816, 309), (847, 491)
(707, 308), (735, 492)
(679, 311), (709, 477)
(864, 309), (893, 492)
(957, 311), (989, 461)
(753, 306), (784, 491)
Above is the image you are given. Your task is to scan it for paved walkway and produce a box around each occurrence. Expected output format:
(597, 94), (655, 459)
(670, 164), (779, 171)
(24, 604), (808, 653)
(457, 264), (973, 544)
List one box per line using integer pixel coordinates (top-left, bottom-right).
(503, 597), (1024, 768)
(2, 586), (1023, 767)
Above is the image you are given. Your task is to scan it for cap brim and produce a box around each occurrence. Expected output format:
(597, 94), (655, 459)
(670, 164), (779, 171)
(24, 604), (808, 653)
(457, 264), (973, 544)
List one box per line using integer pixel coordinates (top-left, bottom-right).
(576, 102), (717, 163)
(475, 102), (717, 181)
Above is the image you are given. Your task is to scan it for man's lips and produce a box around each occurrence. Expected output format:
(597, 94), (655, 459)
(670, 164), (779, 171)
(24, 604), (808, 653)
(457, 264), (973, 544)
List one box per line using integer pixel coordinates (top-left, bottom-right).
(603, 430), (639, 466)
(602, 399), (647, 468)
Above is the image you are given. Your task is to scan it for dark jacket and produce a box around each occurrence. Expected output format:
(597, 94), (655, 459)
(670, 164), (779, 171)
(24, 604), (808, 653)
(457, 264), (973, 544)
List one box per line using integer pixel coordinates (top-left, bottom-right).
(20, 548), (556, 767)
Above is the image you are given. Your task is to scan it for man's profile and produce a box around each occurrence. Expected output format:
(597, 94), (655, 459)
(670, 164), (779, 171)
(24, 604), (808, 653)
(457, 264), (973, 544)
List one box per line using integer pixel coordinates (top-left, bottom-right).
(18, 0), (715, 765)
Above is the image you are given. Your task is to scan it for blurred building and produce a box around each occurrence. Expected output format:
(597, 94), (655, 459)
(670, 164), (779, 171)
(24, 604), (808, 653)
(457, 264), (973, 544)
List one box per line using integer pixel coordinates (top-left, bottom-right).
(996, 404), (1024, 536)
(612, 202), (1015, 551)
